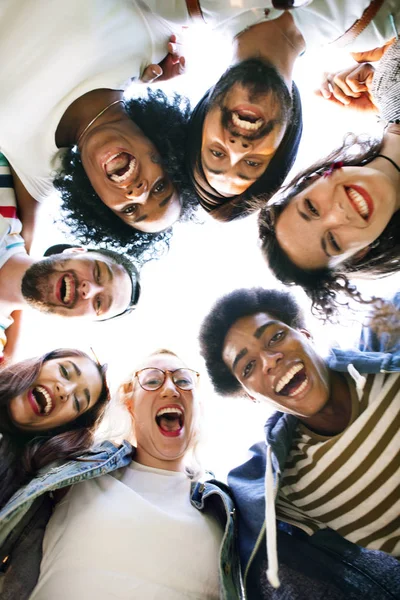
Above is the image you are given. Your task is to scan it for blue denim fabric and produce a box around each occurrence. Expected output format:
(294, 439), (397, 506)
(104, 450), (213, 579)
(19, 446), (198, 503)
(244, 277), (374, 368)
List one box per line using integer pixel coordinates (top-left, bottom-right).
(0, 442), (244, 600)
(228, 328), (400, 598)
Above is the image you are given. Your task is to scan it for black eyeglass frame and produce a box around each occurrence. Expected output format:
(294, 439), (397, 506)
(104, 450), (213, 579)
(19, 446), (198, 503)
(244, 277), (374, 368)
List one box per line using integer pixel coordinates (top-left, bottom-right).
(134, 367), (200, 391)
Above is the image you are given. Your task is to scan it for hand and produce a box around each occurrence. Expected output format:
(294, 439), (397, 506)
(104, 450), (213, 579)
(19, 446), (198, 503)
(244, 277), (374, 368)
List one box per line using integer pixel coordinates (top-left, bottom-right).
(315, 63), (378, 113)
(140, 35), (185, 84)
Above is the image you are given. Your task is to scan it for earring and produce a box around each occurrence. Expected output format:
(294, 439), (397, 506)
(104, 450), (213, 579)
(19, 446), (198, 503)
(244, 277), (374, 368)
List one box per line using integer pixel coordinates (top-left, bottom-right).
(323, 161), (344, 178)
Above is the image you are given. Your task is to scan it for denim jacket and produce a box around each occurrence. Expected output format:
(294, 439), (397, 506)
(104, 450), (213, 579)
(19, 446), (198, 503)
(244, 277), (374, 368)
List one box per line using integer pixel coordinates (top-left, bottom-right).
(0, 440), (244, 600)
(228, 340), (400, 599)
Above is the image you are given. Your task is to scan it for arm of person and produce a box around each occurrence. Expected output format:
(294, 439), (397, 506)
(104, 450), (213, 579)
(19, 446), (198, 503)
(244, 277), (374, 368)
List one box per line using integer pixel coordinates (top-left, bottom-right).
(10, 167), (39, 254)
(1, 311), (23, 365)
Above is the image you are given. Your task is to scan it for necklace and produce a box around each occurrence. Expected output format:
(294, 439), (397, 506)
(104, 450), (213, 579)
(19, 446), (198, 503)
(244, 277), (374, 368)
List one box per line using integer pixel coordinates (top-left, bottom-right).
(376, 154), (400, 173)
(77, 99), (125, 146)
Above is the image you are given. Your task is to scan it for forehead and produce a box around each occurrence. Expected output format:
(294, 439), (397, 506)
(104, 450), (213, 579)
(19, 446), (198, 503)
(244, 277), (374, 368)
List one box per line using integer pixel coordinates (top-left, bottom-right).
(223, 312), (284, 360)
(137, 353), (187, 372)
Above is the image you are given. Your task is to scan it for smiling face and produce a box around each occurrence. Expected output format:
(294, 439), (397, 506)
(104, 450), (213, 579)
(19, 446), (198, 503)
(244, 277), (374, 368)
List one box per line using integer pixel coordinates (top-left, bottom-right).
(8, 356), (103, 432)
(200, 60), (291, 197)
(80, 116), (181, 232)
(21, 250), (133, 320)
(128, 353), (199, 471)
(275, 166), (397, 270)
(222, 312), (330, 418)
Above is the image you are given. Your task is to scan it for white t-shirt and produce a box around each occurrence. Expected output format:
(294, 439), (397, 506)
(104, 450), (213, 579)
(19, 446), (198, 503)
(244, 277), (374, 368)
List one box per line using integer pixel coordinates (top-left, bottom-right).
(31, 461), (223, 600)
(0, 0), (175, 202)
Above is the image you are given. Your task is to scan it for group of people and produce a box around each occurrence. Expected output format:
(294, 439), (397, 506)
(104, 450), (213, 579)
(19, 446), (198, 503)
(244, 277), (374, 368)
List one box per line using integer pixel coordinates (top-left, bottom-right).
(0, 1), (399, 599)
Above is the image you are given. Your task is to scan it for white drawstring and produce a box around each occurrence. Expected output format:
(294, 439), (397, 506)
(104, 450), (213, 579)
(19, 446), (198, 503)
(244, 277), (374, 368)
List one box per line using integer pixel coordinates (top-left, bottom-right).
(265, 444), (280, 589)
(347, 363), (366, 392)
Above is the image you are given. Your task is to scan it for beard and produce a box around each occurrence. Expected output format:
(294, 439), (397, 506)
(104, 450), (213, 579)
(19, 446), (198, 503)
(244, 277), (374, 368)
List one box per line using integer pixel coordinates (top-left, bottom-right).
(208, 58), (292, 141)
(21, 256), (77, 313)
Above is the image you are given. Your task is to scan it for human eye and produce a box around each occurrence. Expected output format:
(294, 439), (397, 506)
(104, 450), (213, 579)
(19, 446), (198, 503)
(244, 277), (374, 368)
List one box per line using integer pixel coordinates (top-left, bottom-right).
(74, 395), (81, 413)
(328, 231), (341, 253)
(242, 360), (255, 379)
(269, 330), (285, 345)
(95, 296), (102, 315)
(245, 160), (261, 168)
(122, 204), (138, 216)
(305, 198), (319, 217)
(94, 262), (102, 284)
(153, 179), (166, 195)
(210, 149), (224, 158)
(59, 364), (70, 380)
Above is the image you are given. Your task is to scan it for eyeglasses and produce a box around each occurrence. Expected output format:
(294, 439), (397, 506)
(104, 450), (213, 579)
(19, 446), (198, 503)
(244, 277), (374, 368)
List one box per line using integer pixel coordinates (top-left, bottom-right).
(134, 368), (199, 391)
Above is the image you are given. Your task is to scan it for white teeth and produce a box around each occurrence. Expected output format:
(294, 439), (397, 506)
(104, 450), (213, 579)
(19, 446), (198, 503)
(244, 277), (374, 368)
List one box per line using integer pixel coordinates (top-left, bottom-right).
(347, 188), (369, 219)
(232, 112), (263, 131)
(275, 363), (304, 393)
(35, 385), (53, 414)
(156, 406), (183, 418)
(105, 152), (122, 165)
(63, 275), (72, 304)
(110, 157), (136, 183)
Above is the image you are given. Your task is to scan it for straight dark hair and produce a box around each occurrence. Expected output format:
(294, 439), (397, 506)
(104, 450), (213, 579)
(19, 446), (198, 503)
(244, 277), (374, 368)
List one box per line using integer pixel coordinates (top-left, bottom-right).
(0, 349), (110, 509)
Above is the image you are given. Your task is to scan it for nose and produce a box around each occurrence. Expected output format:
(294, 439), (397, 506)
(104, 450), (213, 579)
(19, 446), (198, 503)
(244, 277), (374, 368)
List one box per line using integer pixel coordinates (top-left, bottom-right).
(260, 350), (283, 375)
(79, 279), (103, 300)
(125, 179), (149, 202)
(55, 381), (76, 403)
(226, 136), (252, 160)
(160, 375), (180, 398)
(324, 199), (351, 227)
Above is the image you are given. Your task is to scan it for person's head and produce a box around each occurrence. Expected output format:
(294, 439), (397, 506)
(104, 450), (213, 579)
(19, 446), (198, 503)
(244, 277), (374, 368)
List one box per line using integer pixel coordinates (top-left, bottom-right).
(119, 349), (201, 472)
(187, 59), (302, 221)
(21, 245), (140, 321)
(199, 288), (330, 416)
(0, 348), (110, 508)
(258, 137), (399, 318)
(55, 90), (198, 261)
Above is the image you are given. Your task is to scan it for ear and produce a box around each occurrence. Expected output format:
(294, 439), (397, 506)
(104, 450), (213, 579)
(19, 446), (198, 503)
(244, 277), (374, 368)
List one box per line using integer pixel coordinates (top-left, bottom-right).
(299, 328), (313, 341)
(245, 391), (258, 404)
(62, 247), (86, 255)
(119, 380), (134, 411)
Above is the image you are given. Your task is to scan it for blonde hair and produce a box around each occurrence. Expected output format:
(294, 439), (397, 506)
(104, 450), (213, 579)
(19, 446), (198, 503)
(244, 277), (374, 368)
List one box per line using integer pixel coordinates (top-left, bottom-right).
(117, 349), (204, 480)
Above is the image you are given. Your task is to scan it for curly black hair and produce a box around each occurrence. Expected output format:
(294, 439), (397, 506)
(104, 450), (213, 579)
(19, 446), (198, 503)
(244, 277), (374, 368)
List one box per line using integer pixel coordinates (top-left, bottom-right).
(199, 287), (305, 396)
(54, 90), (198, 263)
(258, 136), (398, 321)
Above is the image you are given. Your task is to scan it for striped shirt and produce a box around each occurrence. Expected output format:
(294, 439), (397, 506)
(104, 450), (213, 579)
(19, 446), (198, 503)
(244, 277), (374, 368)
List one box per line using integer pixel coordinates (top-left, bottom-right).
(0, 153), (26, 359)
(276, 372), (400, 557)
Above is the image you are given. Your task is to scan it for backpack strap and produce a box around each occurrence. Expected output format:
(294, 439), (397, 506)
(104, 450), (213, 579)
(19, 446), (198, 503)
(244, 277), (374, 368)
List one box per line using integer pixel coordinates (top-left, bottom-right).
(330, 0), (385, 48)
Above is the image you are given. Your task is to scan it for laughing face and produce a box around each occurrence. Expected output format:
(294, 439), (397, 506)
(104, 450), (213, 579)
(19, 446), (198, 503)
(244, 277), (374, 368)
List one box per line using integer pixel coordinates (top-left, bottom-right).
(8, 356), (103, 431)
(222, 312), (330, 418)
(80, 116), (182, 233)
(21, 250), (133, 320)
(128, 353), (200, 471)
(201, 59), (291, 197)
(275, 166), (398, 269)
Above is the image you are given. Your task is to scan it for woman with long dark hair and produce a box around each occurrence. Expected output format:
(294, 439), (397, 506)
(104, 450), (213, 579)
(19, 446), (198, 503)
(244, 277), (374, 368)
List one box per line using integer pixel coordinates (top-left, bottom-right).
(258, 41), (400, 319)
(0, 348), (110, 510)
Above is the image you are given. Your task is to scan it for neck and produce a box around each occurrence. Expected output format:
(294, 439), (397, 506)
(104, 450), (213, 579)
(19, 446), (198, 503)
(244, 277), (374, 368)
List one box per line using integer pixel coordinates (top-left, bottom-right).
(233, 12), (305, 91)
(55, 88), (124, 148)
(299, 371), (352, 435)
(371, 126), (400, 213)
(135, 447), (186, 473)
(0, 253), (34, 311)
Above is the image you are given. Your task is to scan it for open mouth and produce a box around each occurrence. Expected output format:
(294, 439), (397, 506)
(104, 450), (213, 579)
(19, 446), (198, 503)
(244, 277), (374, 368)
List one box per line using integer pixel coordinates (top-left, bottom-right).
(231, 110), (264, 133)
(345, 186), (373, 221)
(274, 363), (309, 398)
(104, 152), (137, 184)
(155, 405), (184, 438)
(56, 273), (75, 306)
(29, 386), (54, 416)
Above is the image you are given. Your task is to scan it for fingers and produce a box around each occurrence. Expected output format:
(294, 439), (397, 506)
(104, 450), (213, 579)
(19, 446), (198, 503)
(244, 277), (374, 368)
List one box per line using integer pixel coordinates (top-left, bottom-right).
(140, 63), (163, 83)
(317, 63), (375, 107)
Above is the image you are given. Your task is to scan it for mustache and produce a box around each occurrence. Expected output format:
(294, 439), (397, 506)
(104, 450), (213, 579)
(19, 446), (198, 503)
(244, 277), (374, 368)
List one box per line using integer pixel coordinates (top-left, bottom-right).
(220, 107), (277, 141)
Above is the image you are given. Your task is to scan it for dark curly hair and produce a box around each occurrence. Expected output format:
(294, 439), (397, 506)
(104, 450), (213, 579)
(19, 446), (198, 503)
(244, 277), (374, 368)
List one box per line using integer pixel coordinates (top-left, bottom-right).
(0, 349), (110, 508)
(199, 287), (304, 396)
(54, 90), (198, 263)
(258, 136), (398, 320)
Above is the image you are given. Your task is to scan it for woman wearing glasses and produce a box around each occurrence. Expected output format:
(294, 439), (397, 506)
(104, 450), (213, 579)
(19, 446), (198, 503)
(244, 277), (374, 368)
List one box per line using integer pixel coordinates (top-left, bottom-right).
(3, 349), (243, 600)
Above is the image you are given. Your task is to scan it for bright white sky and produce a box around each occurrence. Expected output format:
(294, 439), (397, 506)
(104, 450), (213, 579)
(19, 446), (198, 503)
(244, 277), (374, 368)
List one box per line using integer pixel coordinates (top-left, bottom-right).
(17, 25), (399, 480)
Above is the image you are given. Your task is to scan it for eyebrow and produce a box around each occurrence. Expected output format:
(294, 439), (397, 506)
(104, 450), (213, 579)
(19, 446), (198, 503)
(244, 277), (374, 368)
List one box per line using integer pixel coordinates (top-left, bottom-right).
(103, 261), (113, 282)
(232, 348), (248, 373)
(203, 161), (255, 182)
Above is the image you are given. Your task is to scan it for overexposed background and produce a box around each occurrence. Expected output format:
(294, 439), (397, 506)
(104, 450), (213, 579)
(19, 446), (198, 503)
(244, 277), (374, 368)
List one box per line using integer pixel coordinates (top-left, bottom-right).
(17, 26), (399, 479)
